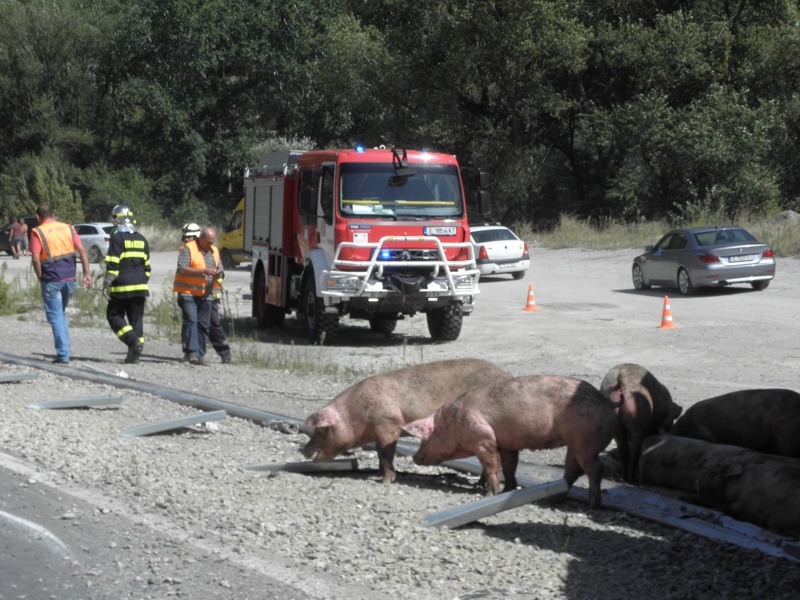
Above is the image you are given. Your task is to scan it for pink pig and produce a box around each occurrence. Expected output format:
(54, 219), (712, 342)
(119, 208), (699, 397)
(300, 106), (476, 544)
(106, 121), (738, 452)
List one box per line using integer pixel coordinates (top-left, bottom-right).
(403, 375), (620, 508)
(302, 359), (509, 483)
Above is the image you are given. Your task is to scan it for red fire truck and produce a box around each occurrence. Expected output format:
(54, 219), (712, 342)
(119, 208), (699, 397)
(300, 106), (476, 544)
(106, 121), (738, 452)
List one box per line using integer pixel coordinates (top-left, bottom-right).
(247, 147), (489, 343)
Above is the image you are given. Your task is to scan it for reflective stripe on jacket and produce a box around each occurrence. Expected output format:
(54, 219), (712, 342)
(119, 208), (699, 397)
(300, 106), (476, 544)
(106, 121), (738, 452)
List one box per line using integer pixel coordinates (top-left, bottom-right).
(33, 222), (77, 283)
(173, 241), (219, 296)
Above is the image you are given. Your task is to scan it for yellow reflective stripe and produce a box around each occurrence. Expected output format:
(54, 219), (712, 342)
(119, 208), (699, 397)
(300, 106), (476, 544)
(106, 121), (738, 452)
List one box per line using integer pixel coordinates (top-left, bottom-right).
(119, 251), (149, 260)
(110, 283), (149, 293)
(106, 255), (121, 265)
(107, 269), (120, 277)
(116, 325), (133, 338)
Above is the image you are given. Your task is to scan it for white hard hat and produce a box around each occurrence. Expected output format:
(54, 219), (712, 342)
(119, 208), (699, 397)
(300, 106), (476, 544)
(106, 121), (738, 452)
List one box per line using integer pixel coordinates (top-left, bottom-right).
(182, 222), (201, 238)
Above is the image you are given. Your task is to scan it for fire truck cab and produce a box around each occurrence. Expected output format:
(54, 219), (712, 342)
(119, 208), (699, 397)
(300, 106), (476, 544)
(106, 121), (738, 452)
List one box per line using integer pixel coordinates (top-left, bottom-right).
(248, 147), (489, 343)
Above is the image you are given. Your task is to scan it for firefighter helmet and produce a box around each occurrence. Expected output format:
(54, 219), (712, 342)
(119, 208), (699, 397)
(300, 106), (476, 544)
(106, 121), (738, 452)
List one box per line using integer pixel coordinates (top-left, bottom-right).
(182, 222), (201, 238)
(111, 204), (133, 222)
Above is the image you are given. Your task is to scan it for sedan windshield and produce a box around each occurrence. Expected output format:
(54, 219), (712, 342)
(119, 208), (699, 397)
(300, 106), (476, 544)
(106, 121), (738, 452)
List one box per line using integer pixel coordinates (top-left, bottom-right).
(339, 163), (463, 219)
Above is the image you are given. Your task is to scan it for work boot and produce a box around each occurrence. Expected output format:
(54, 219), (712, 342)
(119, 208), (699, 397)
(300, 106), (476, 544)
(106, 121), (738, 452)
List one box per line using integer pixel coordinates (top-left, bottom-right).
(220, 353), (231, 364)
(125, 342), (144, 364)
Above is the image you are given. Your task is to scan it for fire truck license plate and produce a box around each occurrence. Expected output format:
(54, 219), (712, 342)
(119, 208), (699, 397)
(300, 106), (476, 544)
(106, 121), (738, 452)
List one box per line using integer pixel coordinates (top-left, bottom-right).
(424, 227), (456, 236)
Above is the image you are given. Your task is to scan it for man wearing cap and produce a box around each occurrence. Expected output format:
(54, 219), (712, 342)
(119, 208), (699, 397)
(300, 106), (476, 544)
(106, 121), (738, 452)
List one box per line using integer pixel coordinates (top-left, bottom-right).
(173, 225), (221, 366)
(104, 204), (151, 363)
(30, 204), (92, 364)
(180, 223), (231, 363)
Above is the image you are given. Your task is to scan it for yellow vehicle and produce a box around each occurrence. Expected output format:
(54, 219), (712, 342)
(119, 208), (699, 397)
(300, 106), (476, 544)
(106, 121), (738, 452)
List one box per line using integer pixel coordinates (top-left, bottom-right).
(217, 197), (246, 269)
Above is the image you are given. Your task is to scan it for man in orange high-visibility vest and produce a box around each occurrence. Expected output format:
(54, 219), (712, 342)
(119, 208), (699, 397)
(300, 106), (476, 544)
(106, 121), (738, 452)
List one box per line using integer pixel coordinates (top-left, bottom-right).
(173, 226), (221, 366)
(30, 205), (92, 364)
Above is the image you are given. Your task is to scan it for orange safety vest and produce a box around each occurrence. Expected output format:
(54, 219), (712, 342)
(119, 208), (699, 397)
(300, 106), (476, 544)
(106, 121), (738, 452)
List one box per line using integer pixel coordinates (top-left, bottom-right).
(34, 221), (77, 282)
(173, 241), (220, 296)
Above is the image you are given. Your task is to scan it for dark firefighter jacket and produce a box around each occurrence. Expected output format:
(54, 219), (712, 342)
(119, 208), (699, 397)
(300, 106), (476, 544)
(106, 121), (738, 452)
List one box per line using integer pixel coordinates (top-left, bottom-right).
(104, 232), (151, 298)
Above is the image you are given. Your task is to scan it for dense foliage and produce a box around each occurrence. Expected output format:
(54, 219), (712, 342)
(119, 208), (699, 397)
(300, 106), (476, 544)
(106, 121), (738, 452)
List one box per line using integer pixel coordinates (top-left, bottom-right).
(1, 0), (799, 228)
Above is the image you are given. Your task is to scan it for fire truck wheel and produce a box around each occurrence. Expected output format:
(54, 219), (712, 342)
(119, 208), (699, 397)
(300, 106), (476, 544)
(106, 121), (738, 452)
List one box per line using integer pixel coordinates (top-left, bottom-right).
(369, 317), (398, 336)
(254, 269), (285, 329)
(426, 303), (463, 341)
(303, 278), (339, 344)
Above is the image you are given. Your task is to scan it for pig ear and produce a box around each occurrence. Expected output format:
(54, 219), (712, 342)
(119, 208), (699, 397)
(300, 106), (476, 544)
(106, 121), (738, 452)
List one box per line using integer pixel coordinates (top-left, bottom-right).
(304, 407), (341, 429)
(401, 416), (435, 440)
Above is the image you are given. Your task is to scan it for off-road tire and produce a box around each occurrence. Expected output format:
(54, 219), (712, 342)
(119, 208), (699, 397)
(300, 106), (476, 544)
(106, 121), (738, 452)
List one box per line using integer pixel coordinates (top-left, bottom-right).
(303, 276), (339, 344)
(426, 303), (463, 341)
(369, 317), (398, 336)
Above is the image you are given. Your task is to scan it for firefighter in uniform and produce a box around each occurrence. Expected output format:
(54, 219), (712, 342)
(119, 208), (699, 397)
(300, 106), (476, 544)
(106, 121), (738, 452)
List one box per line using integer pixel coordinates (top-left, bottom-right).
(173, 226), (220, 366)
(103, 204), (151, 363)
(180, 223), (231, 363)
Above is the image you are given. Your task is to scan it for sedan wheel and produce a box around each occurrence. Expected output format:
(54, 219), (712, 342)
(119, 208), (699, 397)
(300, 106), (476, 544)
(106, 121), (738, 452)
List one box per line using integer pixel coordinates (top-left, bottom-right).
(88, 245), (102, 263)
(677, 268), (695, 296)
(752, 281), (770, 291)
(632, 263), (650, 290)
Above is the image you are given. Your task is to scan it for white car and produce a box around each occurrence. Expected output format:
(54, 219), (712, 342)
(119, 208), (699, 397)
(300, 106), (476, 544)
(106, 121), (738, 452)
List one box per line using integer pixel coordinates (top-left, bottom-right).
(470, 224), (530, 280)
(75, 222), (115, 263)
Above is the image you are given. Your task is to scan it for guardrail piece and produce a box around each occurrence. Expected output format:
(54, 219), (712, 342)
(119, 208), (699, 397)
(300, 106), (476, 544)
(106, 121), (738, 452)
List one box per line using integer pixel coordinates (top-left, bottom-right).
(0, 373), (39, 384)
(422, 479), (569, 529)
(119, 409), (227, 437)
(27, 395), (123, 409)
(243, 458), (359, 473)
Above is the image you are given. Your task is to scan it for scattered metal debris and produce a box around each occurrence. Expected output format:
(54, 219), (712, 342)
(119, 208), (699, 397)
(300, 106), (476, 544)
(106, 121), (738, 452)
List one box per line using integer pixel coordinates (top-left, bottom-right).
(119, 409), (227, 437)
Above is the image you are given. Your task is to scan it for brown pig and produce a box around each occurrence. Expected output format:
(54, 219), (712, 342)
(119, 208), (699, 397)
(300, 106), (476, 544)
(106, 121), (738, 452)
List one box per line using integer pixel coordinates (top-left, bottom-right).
(639, 435), (800, 533)
(302, 359), (509, 483)
(669, 388), (800, 458)
(599, 363), (682, 483)
(402, 375), (620, 509)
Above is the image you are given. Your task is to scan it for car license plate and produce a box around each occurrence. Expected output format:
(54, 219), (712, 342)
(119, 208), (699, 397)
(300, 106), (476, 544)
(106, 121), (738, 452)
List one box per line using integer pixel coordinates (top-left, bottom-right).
(424, 227), (456, 236)
(729, 254), (754, 263)
(501, 262), (518, 269)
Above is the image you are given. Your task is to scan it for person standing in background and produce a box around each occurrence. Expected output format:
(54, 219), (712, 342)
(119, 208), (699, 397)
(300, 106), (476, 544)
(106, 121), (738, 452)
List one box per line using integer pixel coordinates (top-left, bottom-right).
(30, 205), (92, 364)
(173, 226), (221, 366)
(8, 217), (22, 259)
(180, 223), (231, 363)
(18, 217), (29, 256)
(103, 204), (151, 364)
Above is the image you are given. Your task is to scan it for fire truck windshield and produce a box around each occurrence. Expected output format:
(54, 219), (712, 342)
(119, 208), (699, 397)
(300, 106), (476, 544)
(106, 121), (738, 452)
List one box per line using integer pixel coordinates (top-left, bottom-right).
(339, 163), (463, 219)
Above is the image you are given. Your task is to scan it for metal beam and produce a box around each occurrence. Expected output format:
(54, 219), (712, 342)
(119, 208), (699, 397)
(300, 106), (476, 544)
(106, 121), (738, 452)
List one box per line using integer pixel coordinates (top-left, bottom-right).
(119, 409), (227, 437)
(0, 372), (39, 384)
(243, 459), (358, 473)
(423, 479), (569, 529)
(27, 395), (123, 410)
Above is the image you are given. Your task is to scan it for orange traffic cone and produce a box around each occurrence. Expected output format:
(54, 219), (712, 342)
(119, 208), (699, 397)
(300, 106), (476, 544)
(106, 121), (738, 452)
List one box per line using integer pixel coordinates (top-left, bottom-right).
(523, 284), (540, 312)
(657, 296), (677, 329)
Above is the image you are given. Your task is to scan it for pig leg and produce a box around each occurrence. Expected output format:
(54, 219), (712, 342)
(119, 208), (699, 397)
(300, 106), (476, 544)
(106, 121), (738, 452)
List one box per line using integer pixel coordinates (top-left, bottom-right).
(499, 448), (519, 493)
(626, 432), (646, 485)
(615, 430), (632, 483)
(572, 450), (606, 509)
(474, 441), (502, 496)
(564, 447), (607, 508)
(376, 440), (398, 484)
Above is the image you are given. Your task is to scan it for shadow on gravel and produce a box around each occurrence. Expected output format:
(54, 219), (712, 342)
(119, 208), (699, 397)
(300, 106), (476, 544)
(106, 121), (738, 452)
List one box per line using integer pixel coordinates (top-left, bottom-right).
(226, 315), (442, 348)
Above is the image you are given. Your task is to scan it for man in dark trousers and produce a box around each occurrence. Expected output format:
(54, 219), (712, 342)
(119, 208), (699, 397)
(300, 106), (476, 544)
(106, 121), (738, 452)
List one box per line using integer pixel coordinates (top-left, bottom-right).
(180, 223), (231, 363)
(103, 204), (151, 363)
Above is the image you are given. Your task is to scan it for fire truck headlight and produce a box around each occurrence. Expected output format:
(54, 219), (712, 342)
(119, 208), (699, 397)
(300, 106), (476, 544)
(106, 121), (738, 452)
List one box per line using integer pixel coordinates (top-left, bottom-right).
(454, 274), (476, 290)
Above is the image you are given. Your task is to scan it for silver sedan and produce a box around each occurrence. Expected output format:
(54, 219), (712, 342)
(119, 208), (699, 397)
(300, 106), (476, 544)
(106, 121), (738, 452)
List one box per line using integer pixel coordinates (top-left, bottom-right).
(632, 226), (776, 295)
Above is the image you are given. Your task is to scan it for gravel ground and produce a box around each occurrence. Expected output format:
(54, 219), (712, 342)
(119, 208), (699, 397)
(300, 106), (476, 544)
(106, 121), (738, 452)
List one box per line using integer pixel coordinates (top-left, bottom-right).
(2, 248), (800, 599)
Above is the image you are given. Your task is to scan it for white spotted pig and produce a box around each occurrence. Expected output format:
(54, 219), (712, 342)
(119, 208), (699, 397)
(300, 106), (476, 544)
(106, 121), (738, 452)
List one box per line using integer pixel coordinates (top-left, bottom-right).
(302, 359), (510, 483)
(402, 375), (620, 509)
(599, 363), (682, 483)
